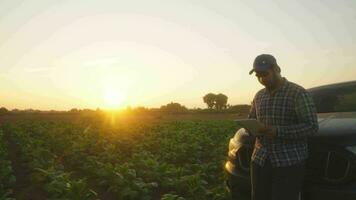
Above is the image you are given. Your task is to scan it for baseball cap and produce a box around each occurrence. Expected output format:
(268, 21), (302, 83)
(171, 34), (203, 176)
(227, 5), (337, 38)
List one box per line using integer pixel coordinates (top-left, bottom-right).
(249, 54), (277, 75)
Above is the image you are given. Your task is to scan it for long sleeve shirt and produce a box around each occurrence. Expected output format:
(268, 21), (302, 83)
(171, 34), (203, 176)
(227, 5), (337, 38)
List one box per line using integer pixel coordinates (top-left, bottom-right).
(248, 78), (319, 167)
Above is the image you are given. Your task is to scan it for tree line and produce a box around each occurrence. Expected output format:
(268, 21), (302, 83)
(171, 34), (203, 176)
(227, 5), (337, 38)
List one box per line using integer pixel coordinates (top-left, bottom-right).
(0, 93), (251, 115)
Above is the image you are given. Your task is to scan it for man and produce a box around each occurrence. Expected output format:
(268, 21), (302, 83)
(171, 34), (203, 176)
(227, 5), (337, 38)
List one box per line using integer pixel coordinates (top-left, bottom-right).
(248, 54), (319, 200)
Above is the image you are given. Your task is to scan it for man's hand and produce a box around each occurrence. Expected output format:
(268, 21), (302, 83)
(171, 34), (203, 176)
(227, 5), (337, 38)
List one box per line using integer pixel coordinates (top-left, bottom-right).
(257, 126), (277, 139)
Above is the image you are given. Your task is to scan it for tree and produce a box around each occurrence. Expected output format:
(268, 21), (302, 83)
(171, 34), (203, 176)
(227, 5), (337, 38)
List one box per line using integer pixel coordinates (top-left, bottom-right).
(133, 106), (148, 114)
(215, 93), (228, 110)
(203, 93), (216, 109)
(227, 104), (251, 114)
(0, 107), (8, 114)
(11, 109), (20, 113)
(70, 108), (79, 112)
(160, 102), (188, 113)
(203, 93), (229, 110)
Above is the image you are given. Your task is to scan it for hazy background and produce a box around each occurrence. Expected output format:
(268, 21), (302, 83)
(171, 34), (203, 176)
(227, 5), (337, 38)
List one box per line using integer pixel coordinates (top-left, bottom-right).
(1, 0), (355, 110)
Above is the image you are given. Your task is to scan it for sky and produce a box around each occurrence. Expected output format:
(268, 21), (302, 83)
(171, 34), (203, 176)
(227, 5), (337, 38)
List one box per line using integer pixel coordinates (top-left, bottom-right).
(0, 0), (355, 110)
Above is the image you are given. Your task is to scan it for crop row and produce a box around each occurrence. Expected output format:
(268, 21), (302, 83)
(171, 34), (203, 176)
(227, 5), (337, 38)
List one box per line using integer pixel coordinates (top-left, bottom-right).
(1, 119), (237, 200)
(0, 129), (16, 199)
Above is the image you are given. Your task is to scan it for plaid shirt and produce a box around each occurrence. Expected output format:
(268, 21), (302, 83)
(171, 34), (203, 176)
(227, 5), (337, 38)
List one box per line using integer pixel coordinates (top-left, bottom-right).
(248, 78), (318, 167)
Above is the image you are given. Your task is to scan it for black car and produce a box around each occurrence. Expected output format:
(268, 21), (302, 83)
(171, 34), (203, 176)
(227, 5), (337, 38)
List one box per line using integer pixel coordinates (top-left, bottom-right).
(225, 80), (356, 200)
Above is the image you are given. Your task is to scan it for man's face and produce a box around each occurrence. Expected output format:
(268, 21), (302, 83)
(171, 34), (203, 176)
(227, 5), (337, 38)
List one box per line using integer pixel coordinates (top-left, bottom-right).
(255, 68), (276, 89)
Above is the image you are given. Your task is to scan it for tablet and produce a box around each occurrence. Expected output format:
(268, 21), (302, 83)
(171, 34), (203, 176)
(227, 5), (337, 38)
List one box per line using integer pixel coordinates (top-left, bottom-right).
(234, 119), (266, 136)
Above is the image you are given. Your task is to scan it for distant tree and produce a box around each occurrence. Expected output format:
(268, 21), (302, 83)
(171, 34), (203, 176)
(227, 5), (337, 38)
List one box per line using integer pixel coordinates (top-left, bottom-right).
(160, 102), (188, 113)
(70, 108), (79, 112)
(0, 107), (8, 114)
(203, 93), (216, 109)
(23, 109), (41, 113)
(134, 106), (149, 113)
(215, 93), (228, 110)
(228, 104), (251, 114)
(203, 93), (229, 110)
(11, 109), (20, 113)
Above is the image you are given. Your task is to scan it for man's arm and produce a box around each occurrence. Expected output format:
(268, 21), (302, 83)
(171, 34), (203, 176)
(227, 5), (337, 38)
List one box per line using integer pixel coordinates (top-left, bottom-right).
(275, 90), (319, 140)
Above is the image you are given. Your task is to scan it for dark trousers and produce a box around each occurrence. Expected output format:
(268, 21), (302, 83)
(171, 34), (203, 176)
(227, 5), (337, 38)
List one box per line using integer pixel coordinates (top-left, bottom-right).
(251, 159), (305, 200)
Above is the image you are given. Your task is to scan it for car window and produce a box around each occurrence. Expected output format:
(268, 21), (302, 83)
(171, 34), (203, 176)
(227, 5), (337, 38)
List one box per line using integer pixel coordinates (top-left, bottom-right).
(309, 82), (356, 113)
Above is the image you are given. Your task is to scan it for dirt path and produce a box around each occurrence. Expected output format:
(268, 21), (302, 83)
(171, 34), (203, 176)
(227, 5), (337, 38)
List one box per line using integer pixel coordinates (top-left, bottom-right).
(2, 125), (47, 200)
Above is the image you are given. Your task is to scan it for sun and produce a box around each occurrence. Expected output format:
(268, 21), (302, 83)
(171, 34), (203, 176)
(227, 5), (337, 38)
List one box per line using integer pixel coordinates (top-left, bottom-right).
(104, 88), (126, 109)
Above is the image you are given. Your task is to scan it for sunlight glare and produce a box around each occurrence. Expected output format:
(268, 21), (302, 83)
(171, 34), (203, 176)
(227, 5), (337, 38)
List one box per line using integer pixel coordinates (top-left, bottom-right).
(104, 88), (126, 109)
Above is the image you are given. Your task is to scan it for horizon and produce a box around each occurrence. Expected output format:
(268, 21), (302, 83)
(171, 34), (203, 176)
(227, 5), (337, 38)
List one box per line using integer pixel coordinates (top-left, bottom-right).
(2, 101), (252, 112)
(1, 0), (356, 110)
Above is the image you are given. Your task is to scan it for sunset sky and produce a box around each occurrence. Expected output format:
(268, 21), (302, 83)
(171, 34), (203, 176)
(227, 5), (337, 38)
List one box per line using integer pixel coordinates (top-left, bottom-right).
(1, 0), (355, 110)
